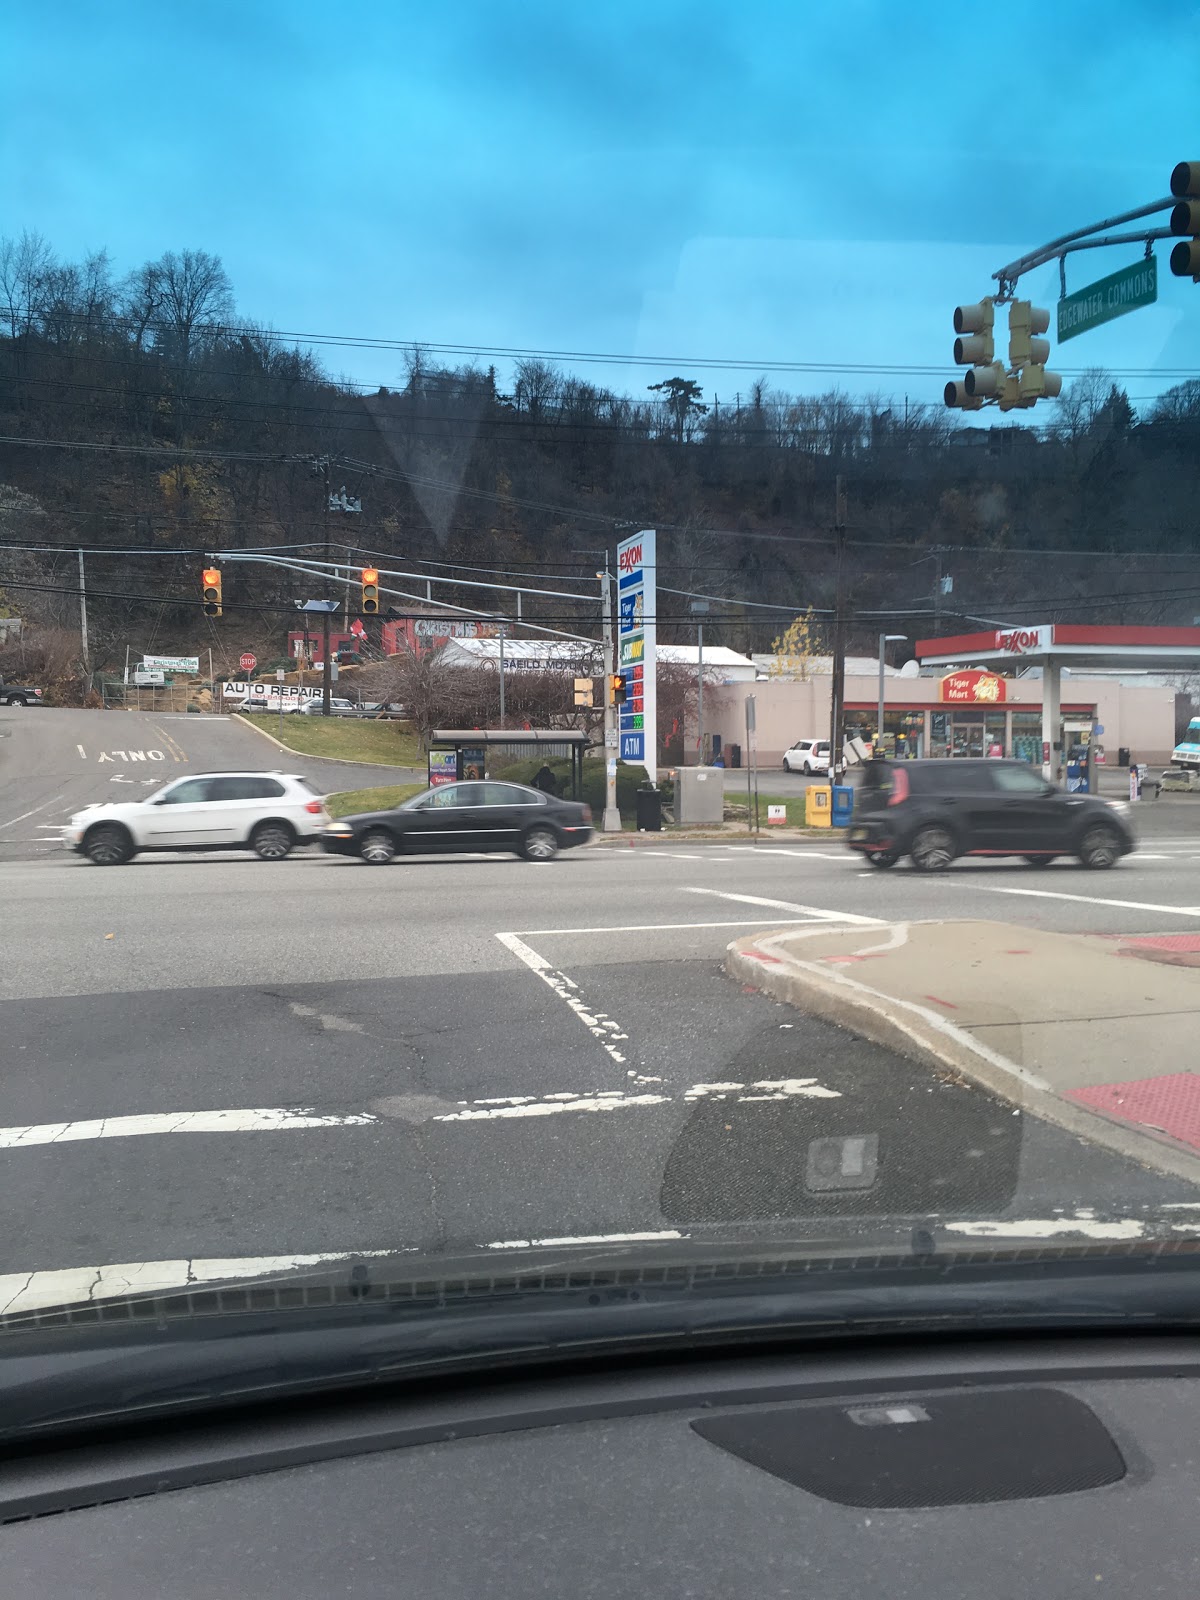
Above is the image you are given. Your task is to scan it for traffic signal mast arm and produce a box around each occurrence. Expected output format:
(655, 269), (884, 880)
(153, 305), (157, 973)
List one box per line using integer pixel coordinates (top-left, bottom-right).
(990, 164), (1199, 298)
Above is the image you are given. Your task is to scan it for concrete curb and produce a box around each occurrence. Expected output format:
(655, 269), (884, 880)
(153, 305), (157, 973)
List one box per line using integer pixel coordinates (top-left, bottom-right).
(591, 829), (837, 847)
(230, 715), (422, 774)
(726, 927), (1200, 1186)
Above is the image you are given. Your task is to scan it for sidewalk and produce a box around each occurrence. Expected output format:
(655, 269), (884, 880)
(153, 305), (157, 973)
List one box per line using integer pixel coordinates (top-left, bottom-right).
(728, 919), (1200, 1181)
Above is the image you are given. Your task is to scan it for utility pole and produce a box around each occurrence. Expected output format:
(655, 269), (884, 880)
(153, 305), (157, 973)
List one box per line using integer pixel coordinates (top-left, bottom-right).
(321, 469), (332, 716)
(77, 548), (89, 679)
(829, 476), (847, 785)
(498, 625), (506, 725)
(689, 598), (710, 764)
(600, 564), (620, 832)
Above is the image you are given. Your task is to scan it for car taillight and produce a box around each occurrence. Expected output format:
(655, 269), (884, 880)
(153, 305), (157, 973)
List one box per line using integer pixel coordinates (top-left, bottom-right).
(304, 800), (324, 814)
(886, 768), (910, 806)
(581, 804), (592, 823)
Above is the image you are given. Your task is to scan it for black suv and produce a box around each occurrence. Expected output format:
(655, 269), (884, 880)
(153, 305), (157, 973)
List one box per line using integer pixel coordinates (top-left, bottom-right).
(846, 758), (1135, 871)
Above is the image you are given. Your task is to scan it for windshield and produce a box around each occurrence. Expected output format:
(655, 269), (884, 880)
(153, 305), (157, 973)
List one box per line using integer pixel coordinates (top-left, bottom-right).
(3, 2), (1200, 1420)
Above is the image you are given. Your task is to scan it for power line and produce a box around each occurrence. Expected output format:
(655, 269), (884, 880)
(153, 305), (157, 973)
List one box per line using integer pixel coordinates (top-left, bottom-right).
(20, 310), (1200, 382)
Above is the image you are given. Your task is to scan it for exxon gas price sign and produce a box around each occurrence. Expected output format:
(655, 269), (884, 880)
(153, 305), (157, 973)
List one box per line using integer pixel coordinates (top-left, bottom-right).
(616, 528), (656, 781)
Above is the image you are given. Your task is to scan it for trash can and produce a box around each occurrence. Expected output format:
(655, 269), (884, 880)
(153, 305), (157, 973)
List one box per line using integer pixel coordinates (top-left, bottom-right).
(831, 784), (854, 827)
(728, 743), (741, 769)
(805, 784), (832, 828)
(635, 784), (663, 832)
(1118, 747), (1130, 768)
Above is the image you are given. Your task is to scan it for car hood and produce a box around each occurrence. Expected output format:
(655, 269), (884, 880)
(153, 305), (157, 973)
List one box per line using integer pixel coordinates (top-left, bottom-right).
(332, 809), (406, 828)
(69, 801), (144, 822)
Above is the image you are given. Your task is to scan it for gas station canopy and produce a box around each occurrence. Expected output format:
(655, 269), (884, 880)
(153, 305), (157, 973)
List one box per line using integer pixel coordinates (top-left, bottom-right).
(914, 625), (1200, 778)
(916, 624), (1200, 672)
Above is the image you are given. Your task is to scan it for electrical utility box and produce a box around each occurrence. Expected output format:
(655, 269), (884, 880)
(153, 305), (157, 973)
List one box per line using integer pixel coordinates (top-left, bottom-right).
(676, 766), (725, 825)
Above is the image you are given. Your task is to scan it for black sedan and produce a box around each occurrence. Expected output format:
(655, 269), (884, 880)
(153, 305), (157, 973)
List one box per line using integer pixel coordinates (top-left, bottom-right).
(321, 780), (594, 864)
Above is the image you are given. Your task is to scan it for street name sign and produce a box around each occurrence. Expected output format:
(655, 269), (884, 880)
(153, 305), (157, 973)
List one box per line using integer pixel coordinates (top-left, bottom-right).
(1058, 257), (1157, 343)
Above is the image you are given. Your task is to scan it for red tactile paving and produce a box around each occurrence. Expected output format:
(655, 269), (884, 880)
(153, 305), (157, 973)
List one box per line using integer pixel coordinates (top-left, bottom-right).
(1120, 934), (1200, 952)
(1067, 1072), (1200, 1150)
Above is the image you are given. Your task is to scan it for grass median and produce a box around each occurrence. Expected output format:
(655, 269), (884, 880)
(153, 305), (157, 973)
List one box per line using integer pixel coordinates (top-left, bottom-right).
(237, 713), (422, 767)
(326, 783), (425, 818)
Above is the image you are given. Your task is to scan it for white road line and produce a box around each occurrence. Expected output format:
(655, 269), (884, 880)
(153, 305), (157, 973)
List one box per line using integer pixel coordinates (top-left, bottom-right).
(0, 1251), (398, 1317)
(516, 917), (842, 935)
(76, 744), (86, 759)
(0, 798), (60, 832)
(0, 1108), (381, 1148)
(485, 1230), (684, 1251)
(495, 932), (630, 1066)
(949, 883), (1200, 918)
(744, 849), (852, 861)
(682, 887), (883, 925)
(434, 1092), (668, 1121)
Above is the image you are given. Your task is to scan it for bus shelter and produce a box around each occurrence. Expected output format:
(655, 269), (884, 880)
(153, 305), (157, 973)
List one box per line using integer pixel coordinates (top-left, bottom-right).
(428, 729), (590, 799)
(915, 625), (1200, 780)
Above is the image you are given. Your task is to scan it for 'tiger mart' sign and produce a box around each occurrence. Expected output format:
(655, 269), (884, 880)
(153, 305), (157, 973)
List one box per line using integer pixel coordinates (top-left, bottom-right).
(941, 670), (1007, 705)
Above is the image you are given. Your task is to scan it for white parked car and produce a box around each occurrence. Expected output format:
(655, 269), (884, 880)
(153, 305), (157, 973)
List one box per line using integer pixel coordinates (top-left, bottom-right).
(64, 772), (332, 865)
(782, 737), (831, 775)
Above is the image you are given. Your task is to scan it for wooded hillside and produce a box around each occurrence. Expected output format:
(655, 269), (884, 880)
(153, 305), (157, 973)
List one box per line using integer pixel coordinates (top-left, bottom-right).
(3, 230), (1199, 675)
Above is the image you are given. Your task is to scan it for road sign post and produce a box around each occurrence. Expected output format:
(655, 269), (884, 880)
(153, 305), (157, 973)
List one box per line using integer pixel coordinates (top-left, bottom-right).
(1058, 257), (1157, 342)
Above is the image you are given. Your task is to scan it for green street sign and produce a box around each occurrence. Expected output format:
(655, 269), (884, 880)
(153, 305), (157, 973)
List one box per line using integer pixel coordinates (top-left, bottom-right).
(1057, 257), (1157, 343)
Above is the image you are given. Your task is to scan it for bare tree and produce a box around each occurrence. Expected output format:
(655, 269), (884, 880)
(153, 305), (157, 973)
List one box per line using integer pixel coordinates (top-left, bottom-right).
(150, 248), (234, 365)
(0, 230), (55, 342)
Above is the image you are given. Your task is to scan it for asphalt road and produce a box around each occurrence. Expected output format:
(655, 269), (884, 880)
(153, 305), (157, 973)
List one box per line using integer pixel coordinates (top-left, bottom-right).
(2, 707), (1200, 1309)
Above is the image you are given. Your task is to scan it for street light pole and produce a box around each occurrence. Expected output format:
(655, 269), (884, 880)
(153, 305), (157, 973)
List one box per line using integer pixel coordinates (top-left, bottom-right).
(877, 633), (907, 756)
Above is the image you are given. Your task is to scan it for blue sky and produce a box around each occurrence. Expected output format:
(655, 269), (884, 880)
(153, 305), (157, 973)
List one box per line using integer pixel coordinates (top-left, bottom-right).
(3, 0), (1198, 414)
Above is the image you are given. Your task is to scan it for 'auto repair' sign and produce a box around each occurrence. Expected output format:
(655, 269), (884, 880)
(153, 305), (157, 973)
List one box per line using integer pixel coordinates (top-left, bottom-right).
(940, 670), (1008, 705)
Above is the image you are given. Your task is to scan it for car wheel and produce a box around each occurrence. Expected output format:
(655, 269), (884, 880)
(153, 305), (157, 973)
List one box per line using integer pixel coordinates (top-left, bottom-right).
(867, 850), (899, 868)
(782, 758), (791, 772)
(360, 828), (397, 865)
(250, 821), (294, 861)
(910, 825), (955, 872)
(520, 825), (560, 862)
(802, 761), (812, 776)
(84, 823), (133, 866)
(1078, 825), (1121, 870)
(1022, 854), (1056, 866)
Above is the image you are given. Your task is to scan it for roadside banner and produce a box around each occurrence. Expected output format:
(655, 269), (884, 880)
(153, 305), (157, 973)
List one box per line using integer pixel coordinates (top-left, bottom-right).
(143, 654), (199, 674)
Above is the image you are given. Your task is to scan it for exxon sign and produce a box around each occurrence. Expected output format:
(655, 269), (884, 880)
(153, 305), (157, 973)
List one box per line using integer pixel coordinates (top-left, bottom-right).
(993, 625), (1050, 656)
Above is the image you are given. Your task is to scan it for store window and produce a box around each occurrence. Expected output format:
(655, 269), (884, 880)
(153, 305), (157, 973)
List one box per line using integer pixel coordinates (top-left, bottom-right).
(1012, 712), (1041, 765)
(874, 710), (925, 759)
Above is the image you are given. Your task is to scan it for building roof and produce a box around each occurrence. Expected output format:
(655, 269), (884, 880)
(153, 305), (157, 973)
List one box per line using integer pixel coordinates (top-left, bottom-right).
(656, 644), (756, 669)
(751, 653), (903, 677)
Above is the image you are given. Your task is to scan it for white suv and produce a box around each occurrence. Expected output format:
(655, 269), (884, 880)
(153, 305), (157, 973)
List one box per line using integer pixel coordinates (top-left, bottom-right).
(65, 772), (331, 865)
(782, 738), (831, 775)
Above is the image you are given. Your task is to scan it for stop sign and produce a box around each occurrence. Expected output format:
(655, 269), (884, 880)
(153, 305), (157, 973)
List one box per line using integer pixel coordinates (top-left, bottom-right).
(240, 652), (257, 674)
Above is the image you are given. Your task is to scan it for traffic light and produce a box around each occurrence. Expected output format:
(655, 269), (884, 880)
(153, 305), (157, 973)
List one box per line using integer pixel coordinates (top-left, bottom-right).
(609, 673), (627, 706)
(1007, 301), (1050, 366)
(202, 567), (222, 617)
(1169, 161), (1200, 280)
(361, 567), (379, 614)
(1007, 300), (1060, 407)
(945, 299), (993, 409)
